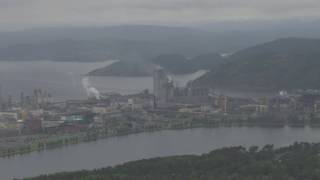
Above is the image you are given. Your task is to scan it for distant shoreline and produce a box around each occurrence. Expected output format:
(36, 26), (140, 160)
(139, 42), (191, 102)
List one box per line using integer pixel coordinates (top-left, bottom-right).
(1, 122), (319, 159)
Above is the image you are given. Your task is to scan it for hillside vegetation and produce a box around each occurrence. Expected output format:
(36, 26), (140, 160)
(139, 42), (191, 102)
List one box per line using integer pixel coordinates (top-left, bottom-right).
(195, 38), (320, 90)
(88, 61), (154, 77)
(27, 142), (320, 180)
(151, 53), (224, 74)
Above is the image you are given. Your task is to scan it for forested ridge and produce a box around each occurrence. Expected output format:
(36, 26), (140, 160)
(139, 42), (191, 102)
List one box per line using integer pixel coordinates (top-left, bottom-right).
(195, 38), (320, 90)
(26, 142), (320, 180)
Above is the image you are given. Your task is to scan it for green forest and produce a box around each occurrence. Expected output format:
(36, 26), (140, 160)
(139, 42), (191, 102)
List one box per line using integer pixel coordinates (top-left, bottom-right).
(26, 142), (320, 180)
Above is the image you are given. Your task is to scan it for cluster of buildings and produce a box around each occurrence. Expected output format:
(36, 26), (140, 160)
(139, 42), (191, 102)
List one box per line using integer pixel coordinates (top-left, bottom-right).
(2, 69), (320, 137)
(153, 67), (209, 107)
(0, 87), (155, 136)
(152, 68), (320, 123)
(0, 89), (53, 136)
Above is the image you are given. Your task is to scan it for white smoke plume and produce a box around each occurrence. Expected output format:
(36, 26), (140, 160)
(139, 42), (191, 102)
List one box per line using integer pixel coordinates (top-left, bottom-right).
(82, 77), (100, 100)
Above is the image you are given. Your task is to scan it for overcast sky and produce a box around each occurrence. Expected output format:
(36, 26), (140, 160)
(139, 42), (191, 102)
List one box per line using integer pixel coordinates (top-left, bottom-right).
(1, 0), (320, 30)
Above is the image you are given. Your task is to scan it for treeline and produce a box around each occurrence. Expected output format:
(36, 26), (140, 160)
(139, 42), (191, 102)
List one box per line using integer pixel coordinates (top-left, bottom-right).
(0, 136), (81, 158)
(151, 53), (223, 74)
(26, 142), (320, 180)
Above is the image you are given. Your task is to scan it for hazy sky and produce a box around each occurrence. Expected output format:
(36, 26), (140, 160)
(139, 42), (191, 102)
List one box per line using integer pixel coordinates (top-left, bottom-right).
(1, 0), (320, 30)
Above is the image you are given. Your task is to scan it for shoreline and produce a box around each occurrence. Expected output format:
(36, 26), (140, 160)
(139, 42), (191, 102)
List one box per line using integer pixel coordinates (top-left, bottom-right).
(1, 122), (320, 158)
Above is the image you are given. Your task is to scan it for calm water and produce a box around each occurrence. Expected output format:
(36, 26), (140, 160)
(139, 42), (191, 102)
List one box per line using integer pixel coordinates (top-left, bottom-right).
(0, 61), (110, 101)
(0, 61), (206, 101)
(1, 127), (320, 179)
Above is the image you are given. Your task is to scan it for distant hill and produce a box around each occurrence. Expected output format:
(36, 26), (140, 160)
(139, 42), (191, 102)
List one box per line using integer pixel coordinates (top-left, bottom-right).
(151, 54), (194, 74)
(0, 25), (243, 62)
(88, 61), (153, 77)
(151, 53), (224, 74)
(2, 21), (320, 62)
(6, 22), (320, 62)
(194, 38), (320, 90)
(0, 38), (176, 62)
(88, 53), (224, 76)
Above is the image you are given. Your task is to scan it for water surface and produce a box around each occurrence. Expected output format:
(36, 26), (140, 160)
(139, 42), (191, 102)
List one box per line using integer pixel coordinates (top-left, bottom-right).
(1, 127), (320, 180)
(0, 61), (206, 101)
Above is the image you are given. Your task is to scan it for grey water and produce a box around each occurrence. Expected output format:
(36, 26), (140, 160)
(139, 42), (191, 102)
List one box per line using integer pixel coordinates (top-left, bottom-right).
(0, 61), (206, 101)
(0, 61), (110, 101)
(1, 127), (320, 180)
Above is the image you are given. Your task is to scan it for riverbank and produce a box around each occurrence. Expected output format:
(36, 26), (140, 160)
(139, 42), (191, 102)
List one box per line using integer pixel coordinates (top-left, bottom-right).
(2, 118), (320, 158)
(3, 126), (320, 180)
(2, 107), (320, 158)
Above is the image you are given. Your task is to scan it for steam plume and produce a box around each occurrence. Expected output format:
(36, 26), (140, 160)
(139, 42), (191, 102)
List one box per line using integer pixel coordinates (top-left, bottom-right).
(82, 77), (100, 99)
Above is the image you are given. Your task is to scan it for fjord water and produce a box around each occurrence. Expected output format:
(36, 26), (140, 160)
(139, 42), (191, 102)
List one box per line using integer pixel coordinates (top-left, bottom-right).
(0, 61), (110, 101)
(0, 61), (206, 100)
(1, 127), (320, 179)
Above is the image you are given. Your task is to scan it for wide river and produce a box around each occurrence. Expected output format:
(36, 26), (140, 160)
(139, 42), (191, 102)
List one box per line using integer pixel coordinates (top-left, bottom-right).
(1, 127), (320, 179)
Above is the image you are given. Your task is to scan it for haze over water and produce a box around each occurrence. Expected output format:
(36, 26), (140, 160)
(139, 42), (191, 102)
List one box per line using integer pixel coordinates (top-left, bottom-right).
(0, 61), (206, 101)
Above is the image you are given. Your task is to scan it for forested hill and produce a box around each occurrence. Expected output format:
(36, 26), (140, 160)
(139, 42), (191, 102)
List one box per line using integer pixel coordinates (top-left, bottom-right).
(151, 53), (224, 74)
(27, 142), (320, 180)
(194, 38), (320, 90)
(88, 61), (154, 77)
(0, 25), (245, 62)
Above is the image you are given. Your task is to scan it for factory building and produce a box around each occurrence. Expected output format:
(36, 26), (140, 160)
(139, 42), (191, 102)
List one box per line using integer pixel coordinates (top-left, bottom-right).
(153, 68), (210, 108)
(153, 67), (174, 108)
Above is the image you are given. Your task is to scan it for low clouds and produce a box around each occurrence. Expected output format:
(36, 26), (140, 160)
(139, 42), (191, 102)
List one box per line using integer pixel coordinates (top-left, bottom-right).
(0, 0), (27, 8)
(0, 0), (320, 30)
